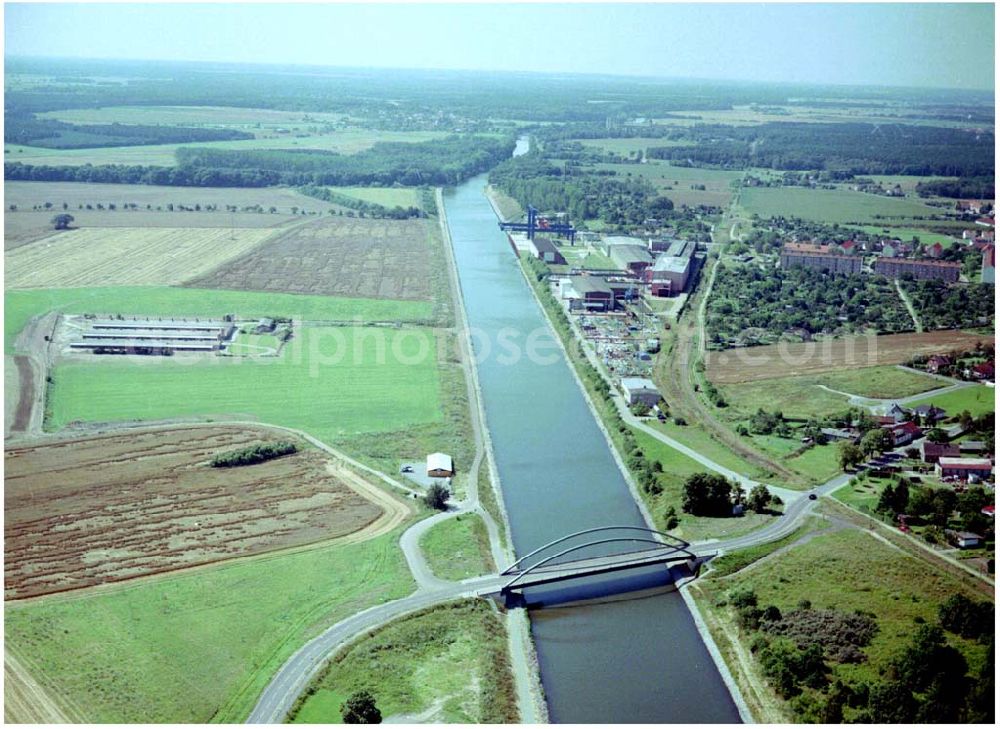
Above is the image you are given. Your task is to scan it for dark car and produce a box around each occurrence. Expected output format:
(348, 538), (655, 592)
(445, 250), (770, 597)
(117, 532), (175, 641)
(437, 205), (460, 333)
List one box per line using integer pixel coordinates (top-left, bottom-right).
(808, 493), (818, 501)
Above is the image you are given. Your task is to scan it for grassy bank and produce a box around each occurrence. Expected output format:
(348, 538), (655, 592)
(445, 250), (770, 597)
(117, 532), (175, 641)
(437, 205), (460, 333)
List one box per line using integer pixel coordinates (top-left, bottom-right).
(3, 530), (417, 723)
(289, 600), (518, 724)
(420, 514), (496, 581)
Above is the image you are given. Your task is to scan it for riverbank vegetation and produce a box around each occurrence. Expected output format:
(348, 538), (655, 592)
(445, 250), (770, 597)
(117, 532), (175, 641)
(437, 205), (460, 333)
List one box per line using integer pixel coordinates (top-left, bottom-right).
(690, 518), (994, 723)
(288, 600), (518, 724)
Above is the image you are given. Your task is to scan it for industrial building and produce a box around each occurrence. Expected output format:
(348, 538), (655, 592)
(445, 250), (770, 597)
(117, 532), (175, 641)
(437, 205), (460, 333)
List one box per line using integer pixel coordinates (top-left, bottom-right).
(601, 235), (647, 257)
(620, 377), (661, 407)
(779, 243), (862, 274)
(648, 240), (695, 296)
(609, 244), (654, 276)
(527, 236), (567, 265)
(560, 276), (638, 312)
(872, 258), (962, 282)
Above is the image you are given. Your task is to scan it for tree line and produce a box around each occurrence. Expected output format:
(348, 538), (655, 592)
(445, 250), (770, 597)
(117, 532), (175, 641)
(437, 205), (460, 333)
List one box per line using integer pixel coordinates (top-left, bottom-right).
(5, 135), (513, 188)
(5, 111), (253, 149)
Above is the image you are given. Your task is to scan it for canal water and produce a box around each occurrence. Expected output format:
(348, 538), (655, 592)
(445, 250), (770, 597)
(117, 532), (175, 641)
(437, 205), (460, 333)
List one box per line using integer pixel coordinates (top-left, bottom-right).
(442, 161), (742, 722)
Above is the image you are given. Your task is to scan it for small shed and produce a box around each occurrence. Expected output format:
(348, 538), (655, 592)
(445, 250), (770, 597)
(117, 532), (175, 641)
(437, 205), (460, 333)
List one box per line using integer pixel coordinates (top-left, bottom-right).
(621, 377), (661, 407)
(426, 452), (454, 478)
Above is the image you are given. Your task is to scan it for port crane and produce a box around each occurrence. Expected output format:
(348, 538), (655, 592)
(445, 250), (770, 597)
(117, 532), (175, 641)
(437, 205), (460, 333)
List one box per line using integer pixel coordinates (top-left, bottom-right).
(499, 205), (576, 244)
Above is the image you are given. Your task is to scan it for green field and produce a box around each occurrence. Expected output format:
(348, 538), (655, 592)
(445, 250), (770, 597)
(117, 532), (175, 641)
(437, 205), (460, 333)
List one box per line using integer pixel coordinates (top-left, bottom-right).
(718, 366), (942, 419)
(720, 379), (851, 421)
(739, 186), (941, 225)
(852, 225), (961, 246)
(5, 287), (434, 349)
(691, 524), (992, 699)
(905, 384), (995, 418)
(419, 514), (495, 581)
(647, 419), (778, 484)
(632, 429), (778, 541)
(290, 600), (517, 724)
(4, 530), (416, 723)
(326, 186), (421, 209)
(5, 129), (449, 167)
(48, 326), (442, 439)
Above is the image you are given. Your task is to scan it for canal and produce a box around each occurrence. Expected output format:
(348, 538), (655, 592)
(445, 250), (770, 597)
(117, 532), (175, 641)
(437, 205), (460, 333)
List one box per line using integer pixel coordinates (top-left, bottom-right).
(442, 157), (743, 722)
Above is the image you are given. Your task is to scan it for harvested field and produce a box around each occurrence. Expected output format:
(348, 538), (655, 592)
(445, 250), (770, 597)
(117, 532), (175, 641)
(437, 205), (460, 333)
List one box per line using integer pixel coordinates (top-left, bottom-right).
(4, 426), (383, 599)
(188, 216), (437, 301)
(5, 227), (276, 289)
(706, 331), (996, 384)
(5, 211), (297, 250)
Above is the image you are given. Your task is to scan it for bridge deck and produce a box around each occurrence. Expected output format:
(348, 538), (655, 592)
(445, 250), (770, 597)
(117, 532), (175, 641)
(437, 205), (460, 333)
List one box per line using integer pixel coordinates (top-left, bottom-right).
(501, 548), (694, 593)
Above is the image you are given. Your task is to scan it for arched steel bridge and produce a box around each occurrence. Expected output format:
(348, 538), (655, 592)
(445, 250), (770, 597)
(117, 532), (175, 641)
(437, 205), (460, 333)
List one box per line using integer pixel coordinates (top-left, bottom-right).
(494, 526), (699, 597)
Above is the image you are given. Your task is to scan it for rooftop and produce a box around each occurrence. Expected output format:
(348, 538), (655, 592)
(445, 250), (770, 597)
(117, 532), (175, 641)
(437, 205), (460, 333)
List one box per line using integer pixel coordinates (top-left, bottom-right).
(652, 253), (692, 273)
(621, 377), (658, 391)
(938, 458), (993, 469)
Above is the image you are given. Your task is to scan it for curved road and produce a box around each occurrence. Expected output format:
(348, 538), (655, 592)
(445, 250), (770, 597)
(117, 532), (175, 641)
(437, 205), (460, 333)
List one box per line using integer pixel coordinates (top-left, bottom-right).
(247, 463), (849, 723)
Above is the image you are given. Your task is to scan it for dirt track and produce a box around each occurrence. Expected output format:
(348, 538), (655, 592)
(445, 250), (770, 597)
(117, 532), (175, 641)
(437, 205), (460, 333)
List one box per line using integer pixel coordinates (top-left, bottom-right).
(4, 650), (77, 723)
(707, 331), (997, 384)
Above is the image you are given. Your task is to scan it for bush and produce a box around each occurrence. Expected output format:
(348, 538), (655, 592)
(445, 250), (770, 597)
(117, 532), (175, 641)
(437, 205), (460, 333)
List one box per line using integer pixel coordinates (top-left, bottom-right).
(423, 483), (450, 511)
(210, 441), (298, 467)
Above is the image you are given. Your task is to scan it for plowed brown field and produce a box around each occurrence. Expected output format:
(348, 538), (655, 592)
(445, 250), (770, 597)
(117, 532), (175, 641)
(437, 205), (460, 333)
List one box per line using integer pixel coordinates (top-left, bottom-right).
(4, 426), (383, 599)
(186, 216), (436, 301)
(706, 331), (995, 384)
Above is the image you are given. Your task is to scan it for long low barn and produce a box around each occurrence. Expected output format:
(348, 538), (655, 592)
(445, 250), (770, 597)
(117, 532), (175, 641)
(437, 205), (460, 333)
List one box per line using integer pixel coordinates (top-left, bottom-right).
(90, 319), (231, 332)
(70, 339), (219, 352)
(82, 331), (225, 342)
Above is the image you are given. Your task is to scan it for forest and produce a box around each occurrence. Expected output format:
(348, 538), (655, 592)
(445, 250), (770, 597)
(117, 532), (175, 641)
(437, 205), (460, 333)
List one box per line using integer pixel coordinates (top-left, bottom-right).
(5, 134), (514, 188)
(915, 176), (996, 200)
(646, 122), (994, 177)
(488, 151), (679, 227)
(5, 111), (254, 148)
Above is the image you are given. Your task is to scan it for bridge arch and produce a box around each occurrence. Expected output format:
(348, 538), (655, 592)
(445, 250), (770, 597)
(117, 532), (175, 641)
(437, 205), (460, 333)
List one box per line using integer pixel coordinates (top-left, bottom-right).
(501, 536), (694, 593)
(502, 525), (691, 576)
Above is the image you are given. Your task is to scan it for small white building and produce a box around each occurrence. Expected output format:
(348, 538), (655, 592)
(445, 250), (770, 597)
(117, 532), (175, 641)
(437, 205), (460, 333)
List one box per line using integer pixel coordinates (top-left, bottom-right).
(426, 452), (454, 478)
(621, 377), (661, 407)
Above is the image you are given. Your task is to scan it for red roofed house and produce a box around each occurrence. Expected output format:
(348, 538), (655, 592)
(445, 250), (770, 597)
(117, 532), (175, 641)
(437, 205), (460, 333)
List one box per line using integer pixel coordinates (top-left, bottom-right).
(927, 242), (944, 259)
(884, 421), (922, 447)
(920, 441), (960, 464)
(982, 505), (995, 518)
(926, 355), (951, 374)
(971, 361), (995, 380)
(937, 458), (994, 481)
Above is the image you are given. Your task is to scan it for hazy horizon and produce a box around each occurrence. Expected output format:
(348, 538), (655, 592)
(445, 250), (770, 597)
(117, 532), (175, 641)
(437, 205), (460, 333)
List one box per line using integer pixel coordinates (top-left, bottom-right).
(5, 2), (996, 92)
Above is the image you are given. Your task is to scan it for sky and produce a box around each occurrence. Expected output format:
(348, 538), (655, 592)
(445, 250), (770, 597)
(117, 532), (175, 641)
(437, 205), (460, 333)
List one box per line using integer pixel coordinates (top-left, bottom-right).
(4, 2), (996, 90)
